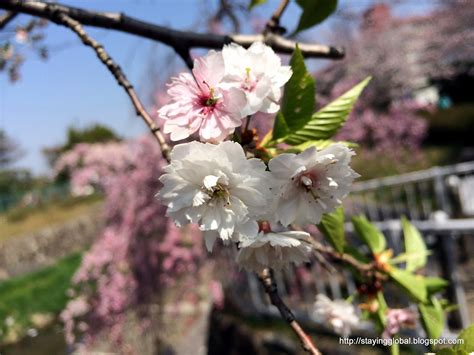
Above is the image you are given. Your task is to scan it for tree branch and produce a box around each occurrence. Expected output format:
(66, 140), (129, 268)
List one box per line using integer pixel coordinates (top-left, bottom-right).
(0, 11), (17, 30)
(258, 268), (321, 355)
(266, 0), (290, 33)
(0, 0), (344, 61)
(49, 11), (170, 161)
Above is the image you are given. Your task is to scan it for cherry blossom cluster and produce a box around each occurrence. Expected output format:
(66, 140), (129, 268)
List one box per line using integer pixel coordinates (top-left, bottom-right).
(158, 42), (292, 142)
(157, 43), (359, 273)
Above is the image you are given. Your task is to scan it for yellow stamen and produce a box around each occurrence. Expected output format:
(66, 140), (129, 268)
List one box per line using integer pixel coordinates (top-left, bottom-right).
(245, 67), (251, 81)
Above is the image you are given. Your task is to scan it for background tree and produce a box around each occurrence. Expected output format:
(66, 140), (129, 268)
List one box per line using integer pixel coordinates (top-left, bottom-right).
(0, 129), (32, 197)
(0, 128), (23, 169)
(43, 123), (121, 169)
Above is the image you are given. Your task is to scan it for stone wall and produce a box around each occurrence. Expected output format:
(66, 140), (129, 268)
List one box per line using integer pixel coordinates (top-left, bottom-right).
(0, 206), (104, 279)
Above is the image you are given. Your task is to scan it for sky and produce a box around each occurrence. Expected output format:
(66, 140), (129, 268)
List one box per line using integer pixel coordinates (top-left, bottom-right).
(0, 0), (437, 175)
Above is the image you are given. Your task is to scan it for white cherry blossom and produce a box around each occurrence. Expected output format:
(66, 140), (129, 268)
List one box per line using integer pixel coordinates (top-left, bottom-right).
(157, 141), (272, 251)
(221, 42), (292, 116)
(236, 230), (311, 272)
(312, 294), (359, 338)
(268, 143), (359, 226)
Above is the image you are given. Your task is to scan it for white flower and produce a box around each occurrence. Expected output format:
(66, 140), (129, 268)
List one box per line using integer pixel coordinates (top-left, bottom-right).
(157, 141), (272, 251)
(312, 294), (359, 337)
(268, 143), (359, 226)
(27, 328), (38, 337)
(236, 230), (311, 272)
(5, 316), (15, 327)
(221, 42), (292, 116)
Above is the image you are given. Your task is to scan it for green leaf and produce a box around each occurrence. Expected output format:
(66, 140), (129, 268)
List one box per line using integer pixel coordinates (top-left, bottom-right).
(282, 77), (371, 145)
(280, 45), (315, 132)
(389, 268), (427, 303)
(373, 291), (388, 333)
(295, 0), (338, 34)
(389, 251), (431, 265)
(440, 299), (459, 313)
(401, 217), (427, 272)
(419, 297), (445, 341)
(271, 45), (315, 142)
(424, 276), (449, 294)
(454, 324), (474, 352)
(272, 112), (290, 140)
(351, 215), (386, 254)
(390, 340), (400, 355)
(249, 0), (267, 10)
(317, 207), (345, 253)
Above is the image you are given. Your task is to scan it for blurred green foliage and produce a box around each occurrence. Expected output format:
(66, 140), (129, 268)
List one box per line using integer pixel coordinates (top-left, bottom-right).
(0, 253), (82, 344)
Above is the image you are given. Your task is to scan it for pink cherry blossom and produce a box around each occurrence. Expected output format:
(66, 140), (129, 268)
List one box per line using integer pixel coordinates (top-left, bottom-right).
(382, 308), (418, 338)
(158, 50), (246, 142)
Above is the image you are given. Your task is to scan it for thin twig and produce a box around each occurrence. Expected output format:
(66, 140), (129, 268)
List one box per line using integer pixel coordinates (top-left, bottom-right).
(212, 0), (240, 33)
(266, 0), (290, 33)
(0, 11), (17, 30)
(243, 116), (251, 133)
(50, 11), (170, 161)
(305, 237), (374, 274)
(258, 268), (321, 355)
(0, 0), (344, 61)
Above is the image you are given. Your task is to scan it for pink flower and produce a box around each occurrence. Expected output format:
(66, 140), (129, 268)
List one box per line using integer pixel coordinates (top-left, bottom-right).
(382, 308), (417, 338)
(158, 50), (246, 142)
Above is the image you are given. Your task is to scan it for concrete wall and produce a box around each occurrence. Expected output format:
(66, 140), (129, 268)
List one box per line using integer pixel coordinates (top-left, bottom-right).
(0, 207), (103, 279)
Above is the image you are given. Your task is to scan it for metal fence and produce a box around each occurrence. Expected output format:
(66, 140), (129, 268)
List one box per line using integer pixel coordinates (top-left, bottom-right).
(0, 183), (70, 214)
(346, 161), (474, 221)
(234, 161), (474, 339)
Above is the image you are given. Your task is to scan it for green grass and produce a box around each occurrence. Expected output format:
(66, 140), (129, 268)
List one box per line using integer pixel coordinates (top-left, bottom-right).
(0, 253), (82, 344)
(0, 195), (102, 241)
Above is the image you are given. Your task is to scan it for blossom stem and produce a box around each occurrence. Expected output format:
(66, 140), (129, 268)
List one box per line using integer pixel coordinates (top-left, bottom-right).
(304, 236), (376, 275)
(258, 268), (322, 355)
(243, 115), (252, 133)
(47, 11), (171, 161)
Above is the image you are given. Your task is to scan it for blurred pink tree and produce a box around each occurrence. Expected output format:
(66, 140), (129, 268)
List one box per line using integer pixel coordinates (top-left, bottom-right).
(315, 1), (473, 156)
(58, 136), (205, 347)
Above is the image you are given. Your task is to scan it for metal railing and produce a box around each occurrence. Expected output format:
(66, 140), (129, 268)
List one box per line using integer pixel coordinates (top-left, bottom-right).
(346, 161), (474, 221)
(0, 183), (70, 214)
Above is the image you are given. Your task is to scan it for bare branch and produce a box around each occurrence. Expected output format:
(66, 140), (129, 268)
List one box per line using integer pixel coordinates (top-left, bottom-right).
(50, 11), (170, 161)
(0, 0), (344, 61)
(0, 11), (17, 30)
(258, 268), (321, 355)
(266, 0), (290, 33)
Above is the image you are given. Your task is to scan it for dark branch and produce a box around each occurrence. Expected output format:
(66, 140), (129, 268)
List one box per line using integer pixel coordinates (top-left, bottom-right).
(258, 268), (321, 355)
(266, 0), (290, 34)
(0, 0), (344, 61)
(0, 11), (17, 30)
(50, 11), (170, 161)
